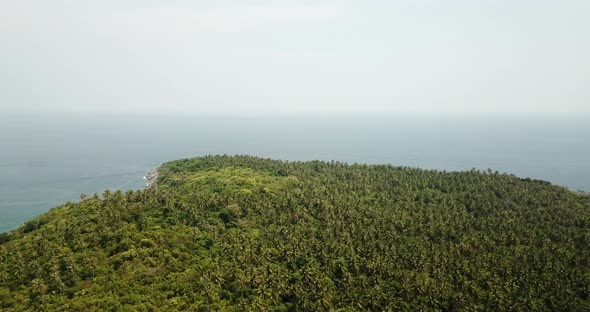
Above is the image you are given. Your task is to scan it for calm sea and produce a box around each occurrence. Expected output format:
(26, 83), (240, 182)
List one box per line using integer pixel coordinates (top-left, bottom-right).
(1, 113), (588, 233)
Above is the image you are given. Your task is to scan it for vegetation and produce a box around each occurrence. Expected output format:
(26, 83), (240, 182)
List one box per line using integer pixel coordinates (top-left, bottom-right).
(1, 155), (589, 311)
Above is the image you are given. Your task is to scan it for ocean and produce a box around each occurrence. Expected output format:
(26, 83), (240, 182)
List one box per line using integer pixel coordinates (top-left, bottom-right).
(1, 113), (588, 233)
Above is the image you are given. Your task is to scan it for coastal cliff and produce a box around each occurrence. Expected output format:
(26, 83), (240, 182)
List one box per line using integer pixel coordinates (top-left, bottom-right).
(144, 168), (159, 189)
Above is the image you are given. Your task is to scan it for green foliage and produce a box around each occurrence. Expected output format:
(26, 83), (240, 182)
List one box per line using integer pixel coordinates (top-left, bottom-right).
(1, 155), (589, 311)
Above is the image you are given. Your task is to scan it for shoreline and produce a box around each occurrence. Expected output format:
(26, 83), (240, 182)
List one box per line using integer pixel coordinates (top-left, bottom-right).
(144, 168), (159, 189)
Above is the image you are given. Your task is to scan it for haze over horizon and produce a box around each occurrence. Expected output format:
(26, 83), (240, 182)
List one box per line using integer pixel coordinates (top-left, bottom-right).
(1, 0), (589, 114)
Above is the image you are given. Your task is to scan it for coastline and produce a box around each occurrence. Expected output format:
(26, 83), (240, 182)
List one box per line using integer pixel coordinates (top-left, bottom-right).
(144, 168), (159, 189)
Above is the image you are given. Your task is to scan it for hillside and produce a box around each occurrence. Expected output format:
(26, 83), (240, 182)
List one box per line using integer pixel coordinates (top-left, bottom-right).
(1, 155), (589, 311)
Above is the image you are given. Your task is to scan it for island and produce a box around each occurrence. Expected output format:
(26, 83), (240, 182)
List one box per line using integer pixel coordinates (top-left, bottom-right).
(1, 155), (589, 311)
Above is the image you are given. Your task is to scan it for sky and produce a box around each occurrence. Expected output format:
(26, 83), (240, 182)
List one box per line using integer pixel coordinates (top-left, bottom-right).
(0, 0), (588, 113)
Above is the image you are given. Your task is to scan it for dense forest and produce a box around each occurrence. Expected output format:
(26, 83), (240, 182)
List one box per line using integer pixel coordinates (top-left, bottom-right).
(1, 155), (589, 311)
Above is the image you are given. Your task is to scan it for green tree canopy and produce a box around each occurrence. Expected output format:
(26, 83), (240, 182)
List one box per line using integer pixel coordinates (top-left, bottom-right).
(1, 155), (589, 311)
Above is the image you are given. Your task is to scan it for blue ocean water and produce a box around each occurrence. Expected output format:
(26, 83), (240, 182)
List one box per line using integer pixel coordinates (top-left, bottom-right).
(1, 113), (589, 233)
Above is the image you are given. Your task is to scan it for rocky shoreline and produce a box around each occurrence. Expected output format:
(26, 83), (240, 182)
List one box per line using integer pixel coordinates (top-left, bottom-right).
(144, 168), (159, 189)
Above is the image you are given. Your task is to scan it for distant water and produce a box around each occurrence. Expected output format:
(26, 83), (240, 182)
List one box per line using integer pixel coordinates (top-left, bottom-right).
(1, 113), (589, 233)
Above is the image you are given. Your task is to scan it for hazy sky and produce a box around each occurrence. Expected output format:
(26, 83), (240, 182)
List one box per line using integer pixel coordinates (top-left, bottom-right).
(1, 0), (588, 113)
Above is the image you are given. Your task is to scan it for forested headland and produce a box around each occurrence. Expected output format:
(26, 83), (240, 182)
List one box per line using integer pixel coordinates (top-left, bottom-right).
(1, 155), (589, 311)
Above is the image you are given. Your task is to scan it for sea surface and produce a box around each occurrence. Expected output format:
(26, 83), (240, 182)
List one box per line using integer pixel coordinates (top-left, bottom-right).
(1, 113), (589, 233)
